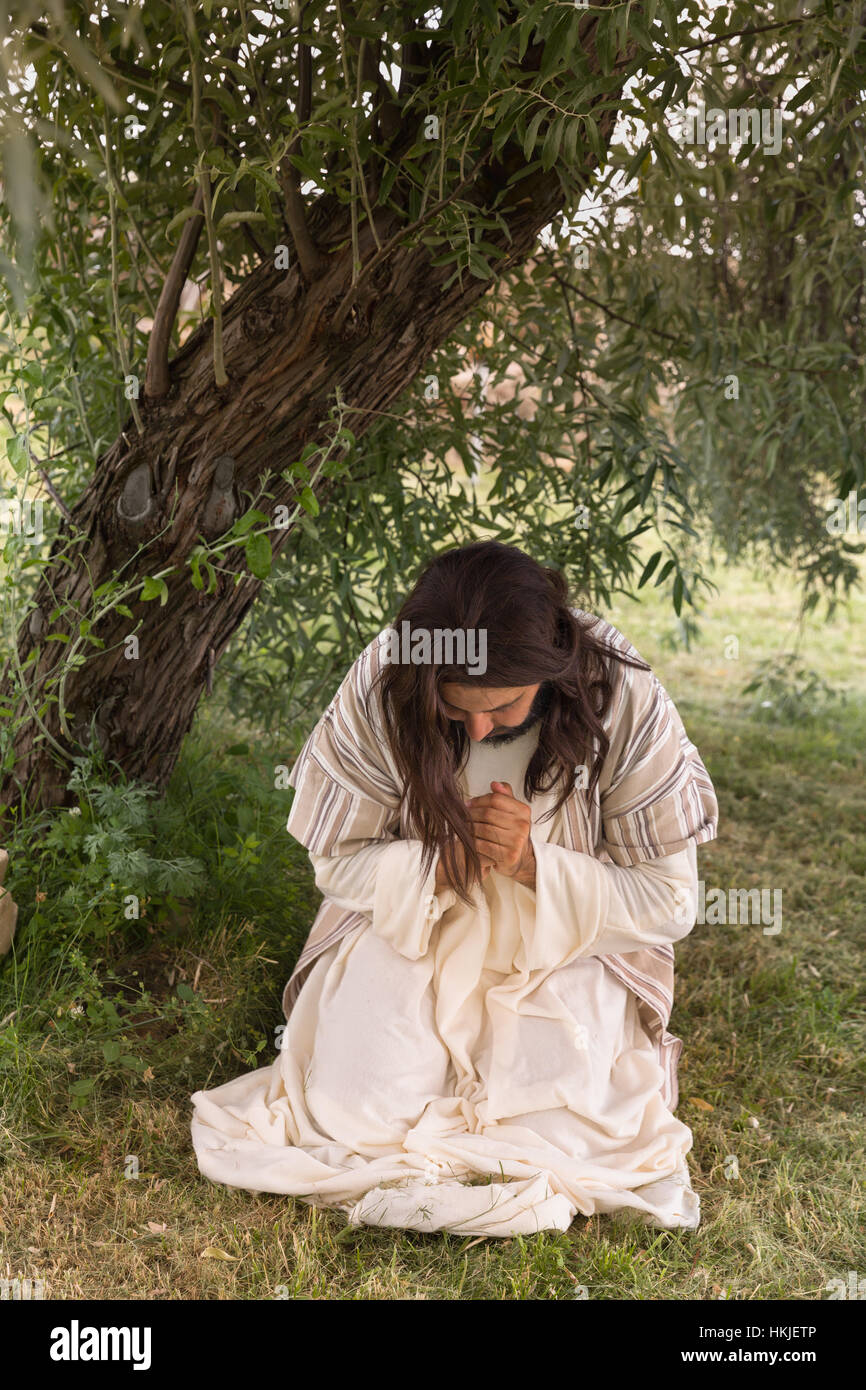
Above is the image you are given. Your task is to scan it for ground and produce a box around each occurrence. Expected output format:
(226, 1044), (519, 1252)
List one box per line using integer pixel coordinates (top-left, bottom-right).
(1, 551), (864, 1299)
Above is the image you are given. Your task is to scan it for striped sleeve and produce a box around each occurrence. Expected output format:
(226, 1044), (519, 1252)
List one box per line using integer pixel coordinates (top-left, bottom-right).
(285, 631), (402, 856)
(594, 621), (719, 867)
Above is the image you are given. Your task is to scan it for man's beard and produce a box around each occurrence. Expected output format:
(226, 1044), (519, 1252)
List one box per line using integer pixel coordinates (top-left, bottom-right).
(478, 681), (553, 746)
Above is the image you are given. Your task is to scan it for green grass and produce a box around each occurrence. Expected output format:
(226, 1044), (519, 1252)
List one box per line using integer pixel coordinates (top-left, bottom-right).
(0, 554), (864, 1300)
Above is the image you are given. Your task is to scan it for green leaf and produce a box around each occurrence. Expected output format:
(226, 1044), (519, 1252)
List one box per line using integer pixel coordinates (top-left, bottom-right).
(299, 486), (320, 517)
(486, 23), (513, 81)
(659, 0), (679, 44)
(5, 434), (28, 474)
(672, 572), (684, 615)
(215, 210), (268, 233)
(583, 115), (604, 160)
(540, 116), (564, 171)
(140, 576), (169, 606)
(518, 1), (546, 61)
(595, 9), (616, 75)
(523, 107), (547, 161)
(165, 204), (202, 239)
(637, 550), (663, 588)
(468, 248), (495, 278)
(562, 117), (581, 167)
(229, 508), (270, 538)
(655, 558), (676, 586)
(245, 531), (272, 580)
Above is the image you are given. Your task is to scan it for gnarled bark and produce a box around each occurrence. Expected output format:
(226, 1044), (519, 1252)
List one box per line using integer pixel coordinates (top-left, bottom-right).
(1, 26), (634, 820)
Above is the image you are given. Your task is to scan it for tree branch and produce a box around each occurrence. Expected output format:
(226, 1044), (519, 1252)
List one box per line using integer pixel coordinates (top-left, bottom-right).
(37, 467), (73, 524)
(280, 15), (328, 280)
(145, 183), (206, 398)
(675, 15), (817, 56)
(98, 109), (145, 435)
(145, 24), (240, 398)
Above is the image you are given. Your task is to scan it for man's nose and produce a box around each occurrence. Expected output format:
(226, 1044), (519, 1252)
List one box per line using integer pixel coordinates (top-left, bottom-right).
(465, 713), (494, 741)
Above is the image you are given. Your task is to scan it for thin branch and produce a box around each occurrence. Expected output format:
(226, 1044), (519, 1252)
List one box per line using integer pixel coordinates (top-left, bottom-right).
(238, 0), (277, 141)
(145, 182), (205, 397)
(335, 0), (362, 285)
(100, 110), (145, 434)
(280, 166), (328, 280)
(280, 15), (328, 279)
(36, 467), (73, 524)
(355, 36), (384, 252)
(545, 258), (862, 375)
(185, 0), (227, 388)
(124, 226), (159, 319)
(120, 204), (164, 283)
(547, 267), (679, 342)
(240, 220), (267, 262)
(196, 180), (227, 389)
(674, 15), (818, 56)
(145, 36), (239, 398)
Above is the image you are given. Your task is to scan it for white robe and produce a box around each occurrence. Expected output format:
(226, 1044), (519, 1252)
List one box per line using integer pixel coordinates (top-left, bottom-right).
(191, 724), (701, 1236)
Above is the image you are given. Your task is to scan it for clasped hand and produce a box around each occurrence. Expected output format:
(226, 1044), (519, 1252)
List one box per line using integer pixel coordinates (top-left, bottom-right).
(434, 780), (536, 891)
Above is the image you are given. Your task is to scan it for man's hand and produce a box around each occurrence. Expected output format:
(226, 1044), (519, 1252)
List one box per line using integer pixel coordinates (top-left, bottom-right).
(466, 781), (536, 888)
(434, 834), (495, 893)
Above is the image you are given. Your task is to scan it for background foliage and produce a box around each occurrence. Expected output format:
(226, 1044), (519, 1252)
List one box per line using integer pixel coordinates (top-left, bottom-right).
(1, 1), (864, 747)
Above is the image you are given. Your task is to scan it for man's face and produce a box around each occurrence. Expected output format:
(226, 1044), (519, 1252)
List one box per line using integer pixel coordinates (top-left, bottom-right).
(438, 681), (548, 744)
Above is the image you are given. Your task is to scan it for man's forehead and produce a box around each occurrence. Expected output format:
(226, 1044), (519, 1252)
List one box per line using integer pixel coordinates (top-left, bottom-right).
(439, 683), (533, 711)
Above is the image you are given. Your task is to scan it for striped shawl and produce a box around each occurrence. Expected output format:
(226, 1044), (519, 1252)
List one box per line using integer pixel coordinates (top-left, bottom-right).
(282, 610), (719, 1111)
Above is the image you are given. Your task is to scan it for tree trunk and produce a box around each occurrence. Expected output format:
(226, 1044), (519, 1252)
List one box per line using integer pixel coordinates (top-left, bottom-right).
(2, 56), (629, 820)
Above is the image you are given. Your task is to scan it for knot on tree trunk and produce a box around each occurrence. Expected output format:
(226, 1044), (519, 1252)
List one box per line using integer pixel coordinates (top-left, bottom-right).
(116, 459), (159, 542)
(241, 295), (286, 341)
(200, 454), (240, 539)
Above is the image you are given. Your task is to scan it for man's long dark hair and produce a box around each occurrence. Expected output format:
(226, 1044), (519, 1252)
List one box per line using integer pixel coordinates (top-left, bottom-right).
(369, 541), (650, 904)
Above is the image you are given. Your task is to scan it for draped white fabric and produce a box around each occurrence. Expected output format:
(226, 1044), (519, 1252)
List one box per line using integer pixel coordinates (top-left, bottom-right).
(191, 726), (701, 1234)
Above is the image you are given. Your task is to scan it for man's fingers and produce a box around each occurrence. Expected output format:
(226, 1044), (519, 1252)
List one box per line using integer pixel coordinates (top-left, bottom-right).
(468, 812), (530, 847)
(470, 790), (519, 804)
(475, 835), (508, 860)
(473, 824), (519, 854)
(468, 800), (520, 817)
(474, 831), (508, 855)
(467, 807), (526, 833)
(468, 791), (528, 816)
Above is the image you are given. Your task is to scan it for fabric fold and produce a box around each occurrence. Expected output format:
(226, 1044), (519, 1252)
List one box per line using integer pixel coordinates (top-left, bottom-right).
(531, 838), (697, 966)
(191, 609), (719, 1237)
